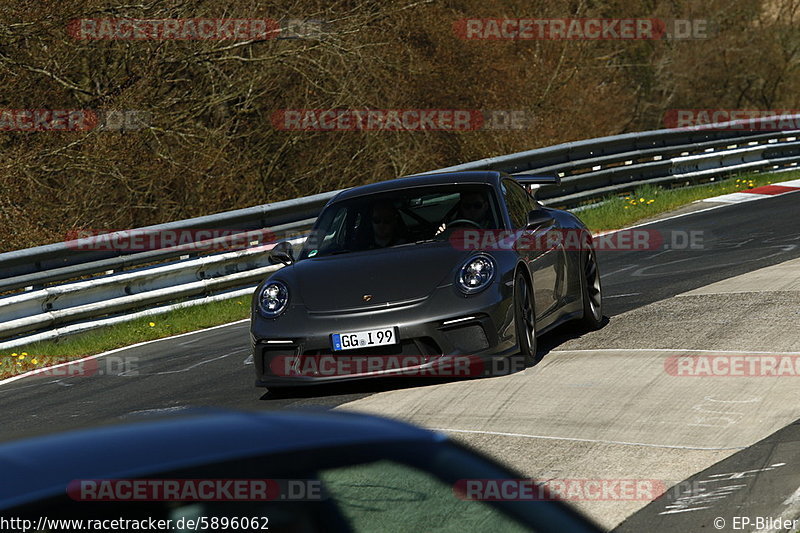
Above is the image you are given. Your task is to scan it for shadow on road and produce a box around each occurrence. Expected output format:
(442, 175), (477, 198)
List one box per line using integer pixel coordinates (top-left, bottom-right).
(536, 315), (611, 359)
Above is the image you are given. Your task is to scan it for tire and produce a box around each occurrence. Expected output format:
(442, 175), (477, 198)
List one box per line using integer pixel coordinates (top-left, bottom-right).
(512, 271), (538, 368)
(579, 247), (603, 330)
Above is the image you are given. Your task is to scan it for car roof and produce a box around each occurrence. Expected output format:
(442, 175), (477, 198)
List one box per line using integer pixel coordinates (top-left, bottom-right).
(0, 409), (446, 509)
(331, 171), (505, 203)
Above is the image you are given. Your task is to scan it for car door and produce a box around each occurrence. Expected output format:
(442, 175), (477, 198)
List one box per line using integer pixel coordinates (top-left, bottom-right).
(501, 179), (562, 321)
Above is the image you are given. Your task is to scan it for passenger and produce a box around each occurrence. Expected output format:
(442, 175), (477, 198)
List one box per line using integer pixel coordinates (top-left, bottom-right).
(370, 202), (406, 248)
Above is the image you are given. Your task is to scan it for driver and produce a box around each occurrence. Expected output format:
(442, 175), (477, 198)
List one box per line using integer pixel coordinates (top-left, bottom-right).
(457, 191), (492, 228)
(436, 191), (493, 235)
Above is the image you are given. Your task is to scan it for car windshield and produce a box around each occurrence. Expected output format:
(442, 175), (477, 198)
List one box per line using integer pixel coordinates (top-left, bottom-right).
(299, 184), (502, 259)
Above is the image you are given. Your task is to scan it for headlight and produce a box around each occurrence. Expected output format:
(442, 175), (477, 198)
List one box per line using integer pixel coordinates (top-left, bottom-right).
(257, 281), (289, 317)
(456, 255), (496, 294)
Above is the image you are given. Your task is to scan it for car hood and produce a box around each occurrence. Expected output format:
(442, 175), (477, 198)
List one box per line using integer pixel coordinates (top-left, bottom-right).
(287, 244), (472, 312)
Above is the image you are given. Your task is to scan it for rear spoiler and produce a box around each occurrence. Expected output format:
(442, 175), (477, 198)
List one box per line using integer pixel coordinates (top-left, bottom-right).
(511, 174), (561, 186)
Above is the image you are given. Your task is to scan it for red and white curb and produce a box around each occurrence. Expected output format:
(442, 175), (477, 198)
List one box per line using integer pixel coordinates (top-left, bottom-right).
(702, 179), (800, 203)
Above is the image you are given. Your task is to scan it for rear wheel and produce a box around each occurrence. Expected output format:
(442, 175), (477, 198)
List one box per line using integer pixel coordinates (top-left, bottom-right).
(512, 271), (538, 368)
(579, 248), (603, 330)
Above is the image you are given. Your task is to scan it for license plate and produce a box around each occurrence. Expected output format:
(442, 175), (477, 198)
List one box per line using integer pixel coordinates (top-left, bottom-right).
(331, 327), (398, 351)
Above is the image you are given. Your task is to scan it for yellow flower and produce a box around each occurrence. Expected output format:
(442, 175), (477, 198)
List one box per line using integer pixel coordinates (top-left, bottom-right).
(149, 322), (156, 327)
(11, 353), (17, 357)
(18, 355), (24, 360)
(31, 359), (38, 365)
(639, 198), (645, 203)
(647, 199), (655, 204)
(624, 206), (629, 209)
(21, 352), (27, 356)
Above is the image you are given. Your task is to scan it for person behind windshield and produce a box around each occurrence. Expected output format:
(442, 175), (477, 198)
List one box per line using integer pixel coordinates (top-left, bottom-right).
(369, 202), (406, 248)
(436, 191), (493, 235)
(457, 191), (493, 228)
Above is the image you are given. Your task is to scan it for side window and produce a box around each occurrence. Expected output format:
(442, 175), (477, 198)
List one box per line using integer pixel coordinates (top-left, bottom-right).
(502, 179), (532, 229)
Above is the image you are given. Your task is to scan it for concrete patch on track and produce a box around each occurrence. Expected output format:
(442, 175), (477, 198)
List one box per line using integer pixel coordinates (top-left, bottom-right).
(681, 256), (800, 295)
(335, 256), (800, 529)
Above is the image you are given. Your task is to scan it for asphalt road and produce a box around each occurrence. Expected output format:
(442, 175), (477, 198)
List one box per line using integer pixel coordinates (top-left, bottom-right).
(614, 418), (800, 533)
(2, 191), (799, 530)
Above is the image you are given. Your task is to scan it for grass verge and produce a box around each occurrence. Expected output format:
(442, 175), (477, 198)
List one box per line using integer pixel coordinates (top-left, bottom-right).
(575, 171), (798, 232)
(1, 295), (252, 379)
(2, 170), (799, 379)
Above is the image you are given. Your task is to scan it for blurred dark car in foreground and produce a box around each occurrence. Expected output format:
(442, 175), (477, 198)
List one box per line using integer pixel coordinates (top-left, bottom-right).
(0, 410), (603, 532)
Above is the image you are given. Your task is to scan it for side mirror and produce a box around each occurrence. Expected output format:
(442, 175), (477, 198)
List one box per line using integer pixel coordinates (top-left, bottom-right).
(526, 210), (553, 228)
(269, 241), (295, 266)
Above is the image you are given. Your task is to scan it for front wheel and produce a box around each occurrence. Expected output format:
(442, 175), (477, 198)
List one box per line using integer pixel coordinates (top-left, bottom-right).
(512, 271), (538, 368)
(579, 248), (603, 330)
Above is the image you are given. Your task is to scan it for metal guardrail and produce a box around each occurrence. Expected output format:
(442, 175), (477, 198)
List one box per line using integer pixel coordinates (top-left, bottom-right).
(1, 116), (799, 349)
(417, 123), (800, 205)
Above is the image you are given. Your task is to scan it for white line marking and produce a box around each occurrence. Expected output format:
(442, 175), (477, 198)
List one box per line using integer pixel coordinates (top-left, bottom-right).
(658, 507), (711, 515)
(702, 192), (768, 203)
(600, 265), (638, 277)
(150, 351), (244, 376)
(433, 428), (746, 451)
(646, 249), (675, 261)
(702, 181), (800, 204)
(549, 348), (800, 355)
(177, 336), (214, 347)
(701, 396), (761, 404)
(604, 293), (641, 298)
(0, 319), (250, 388)
(124, 406), (190, 417)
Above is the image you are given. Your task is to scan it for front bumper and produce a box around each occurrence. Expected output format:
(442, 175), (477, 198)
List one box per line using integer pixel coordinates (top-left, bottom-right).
(251, 282), (516, 387)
